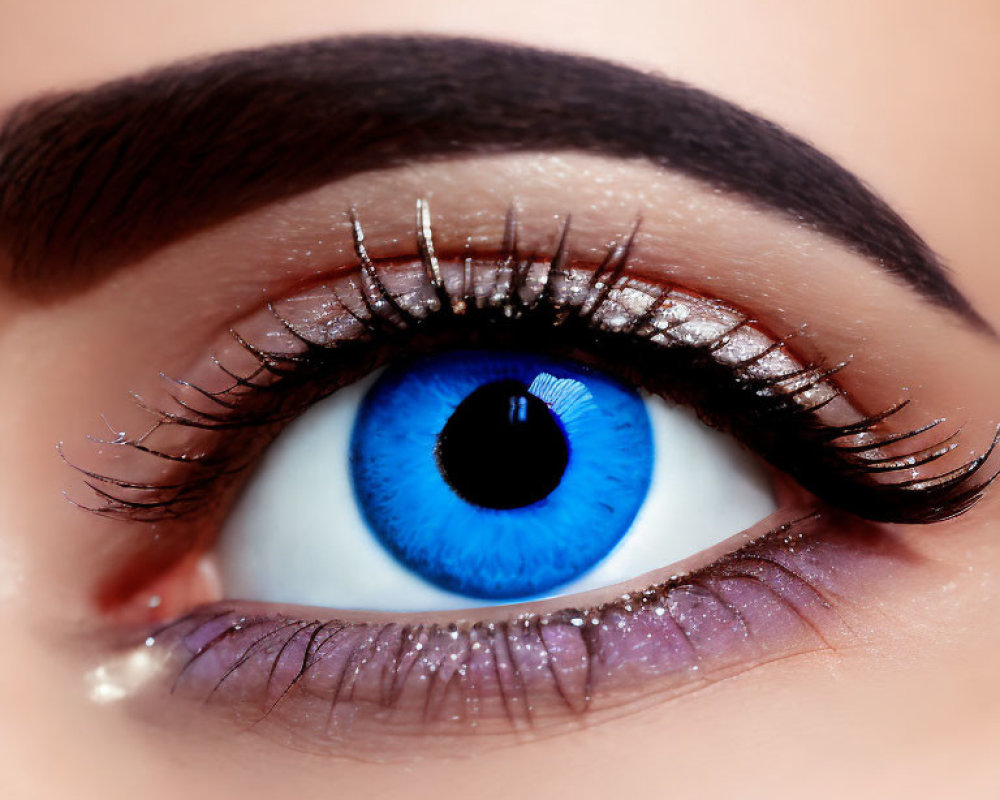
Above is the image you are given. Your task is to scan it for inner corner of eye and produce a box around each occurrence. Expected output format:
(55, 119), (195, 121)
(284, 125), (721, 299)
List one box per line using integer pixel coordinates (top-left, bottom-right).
(213, 347), (779, 614)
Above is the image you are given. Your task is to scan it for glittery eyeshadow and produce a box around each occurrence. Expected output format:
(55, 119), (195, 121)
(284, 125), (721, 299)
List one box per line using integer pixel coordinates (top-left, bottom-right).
(277, 259), (849, 425)
(74, 206), (996, 528)
(132, 515), (901, 755)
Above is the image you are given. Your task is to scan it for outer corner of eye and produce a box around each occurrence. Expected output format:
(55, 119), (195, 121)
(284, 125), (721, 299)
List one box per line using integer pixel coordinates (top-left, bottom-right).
(215, 348), (778, 612)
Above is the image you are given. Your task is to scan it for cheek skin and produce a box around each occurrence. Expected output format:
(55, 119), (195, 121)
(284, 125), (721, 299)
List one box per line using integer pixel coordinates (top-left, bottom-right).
(116, 514), (913, 760)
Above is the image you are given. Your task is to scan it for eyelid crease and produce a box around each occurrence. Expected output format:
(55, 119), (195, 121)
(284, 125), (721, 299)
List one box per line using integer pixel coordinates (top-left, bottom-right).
(0, 35), (988, 335)
(63, 201), (999, 536)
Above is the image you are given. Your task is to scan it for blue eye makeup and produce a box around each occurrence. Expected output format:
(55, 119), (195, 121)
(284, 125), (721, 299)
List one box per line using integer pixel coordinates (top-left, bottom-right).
(350, 349), (654, 599)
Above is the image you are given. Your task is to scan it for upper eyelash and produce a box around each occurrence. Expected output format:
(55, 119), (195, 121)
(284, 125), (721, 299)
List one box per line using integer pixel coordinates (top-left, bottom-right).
(65, 199), (999, 525)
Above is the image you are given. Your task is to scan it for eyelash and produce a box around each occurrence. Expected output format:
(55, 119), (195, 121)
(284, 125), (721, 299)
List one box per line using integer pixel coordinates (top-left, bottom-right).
(153, 514), (839, 729)
(68, 199), (998, 528)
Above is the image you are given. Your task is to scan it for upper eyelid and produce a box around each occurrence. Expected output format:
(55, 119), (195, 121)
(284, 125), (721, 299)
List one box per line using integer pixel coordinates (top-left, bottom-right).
(63, 204), (999, 531)
(55, 203), (999, 616)
(0, 35), (987, 334)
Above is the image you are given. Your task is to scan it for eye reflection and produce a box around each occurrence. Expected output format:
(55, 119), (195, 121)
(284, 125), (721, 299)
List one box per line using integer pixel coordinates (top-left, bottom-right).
(355, 350), (656, 599)
(434, 372), (572, 511)
(217, 348), (775, 609)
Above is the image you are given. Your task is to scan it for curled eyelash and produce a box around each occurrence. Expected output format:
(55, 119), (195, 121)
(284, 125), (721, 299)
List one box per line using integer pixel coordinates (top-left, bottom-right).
(66, 199), (999, 524)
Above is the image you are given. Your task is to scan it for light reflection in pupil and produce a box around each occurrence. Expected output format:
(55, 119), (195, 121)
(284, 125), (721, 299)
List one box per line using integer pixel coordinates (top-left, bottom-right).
(435, 379), (569, 510)
(350, 350), (653, 599)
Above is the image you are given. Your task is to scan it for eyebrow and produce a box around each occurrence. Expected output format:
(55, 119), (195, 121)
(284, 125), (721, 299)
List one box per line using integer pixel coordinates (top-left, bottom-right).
(0, 35), (986, 328)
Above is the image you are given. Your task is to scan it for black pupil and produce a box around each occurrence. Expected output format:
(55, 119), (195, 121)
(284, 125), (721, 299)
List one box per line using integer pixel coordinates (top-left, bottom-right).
(436, 379), (569, 509)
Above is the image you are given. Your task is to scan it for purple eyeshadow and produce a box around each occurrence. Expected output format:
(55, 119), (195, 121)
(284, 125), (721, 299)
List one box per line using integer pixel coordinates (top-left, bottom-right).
(144, 515), (902, 751)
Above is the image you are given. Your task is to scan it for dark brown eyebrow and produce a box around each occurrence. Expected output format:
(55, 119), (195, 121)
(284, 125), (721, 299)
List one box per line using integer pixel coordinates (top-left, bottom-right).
(0, 35), (988, 329)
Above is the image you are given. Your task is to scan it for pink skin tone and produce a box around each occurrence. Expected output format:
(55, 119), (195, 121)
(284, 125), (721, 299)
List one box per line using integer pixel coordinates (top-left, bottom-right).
(1, 3), (1000, 800)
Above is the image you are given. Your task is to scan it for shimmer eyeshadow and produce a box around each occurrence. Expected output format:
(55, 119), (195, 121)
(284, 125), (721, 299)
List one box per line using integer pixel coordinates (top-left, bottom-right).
(134, 515), (899, 755)
(77, 206), (994, 530)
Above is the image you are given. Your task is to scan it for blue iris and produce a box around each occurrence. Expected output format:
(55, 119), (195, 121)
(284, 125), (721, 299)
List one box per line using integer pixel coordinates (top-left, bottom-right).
(350, 350), (653, 599)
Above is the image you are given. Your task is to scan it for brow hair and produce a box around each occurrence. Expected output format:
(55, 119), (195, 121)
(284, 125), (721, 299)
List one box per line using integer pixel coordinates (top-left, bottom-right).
(0, 35), (986, 329)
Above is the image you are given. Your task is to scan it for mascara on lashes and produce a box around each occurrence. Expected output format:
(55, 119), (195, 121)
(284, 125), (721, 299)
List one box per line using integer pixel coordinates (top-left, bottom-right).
(69, 200), (1000, 528)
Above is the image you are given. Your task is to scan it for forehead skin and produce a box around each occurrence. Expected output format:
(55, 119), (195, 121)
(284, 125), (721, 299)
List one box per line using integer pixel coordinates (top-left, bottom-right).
(0, 2), (998, 799)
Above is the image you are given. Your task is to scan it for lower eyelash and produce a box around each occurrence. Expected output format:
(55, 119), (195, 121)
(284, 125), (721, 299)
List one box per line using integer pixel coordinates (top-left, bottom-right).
(140, 513), (886, 748)
(67, 200), (999, 527)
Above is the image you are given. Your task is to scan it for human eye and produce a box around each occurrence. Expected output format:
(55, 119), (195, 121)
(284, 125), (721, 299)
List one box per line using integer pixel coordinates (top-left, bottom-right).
(7, 37), (997, 762)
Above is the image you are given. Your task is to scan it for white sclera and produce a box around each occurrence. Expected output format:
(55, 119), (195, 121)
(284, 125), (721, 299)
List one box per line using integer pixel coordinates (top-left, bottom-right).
(217, 376), (777, 611)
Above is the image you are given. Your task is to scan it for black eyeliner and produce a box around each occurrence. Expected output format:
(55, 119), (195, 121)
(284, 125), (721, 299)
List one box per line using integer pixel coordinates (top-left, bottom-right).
(65, 202), (999, 526)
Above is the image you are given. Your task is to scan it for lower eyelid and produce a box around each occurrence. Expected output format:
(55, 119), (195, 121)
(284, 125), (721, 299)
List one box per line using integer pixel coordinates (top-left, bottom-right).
(126, 511), (905, 755)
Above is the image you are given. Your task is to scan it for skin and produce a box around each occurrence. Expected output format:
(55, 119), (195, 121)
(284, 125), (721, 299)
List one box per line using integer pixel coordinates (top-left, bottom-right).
(1, 1), (999, 798)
